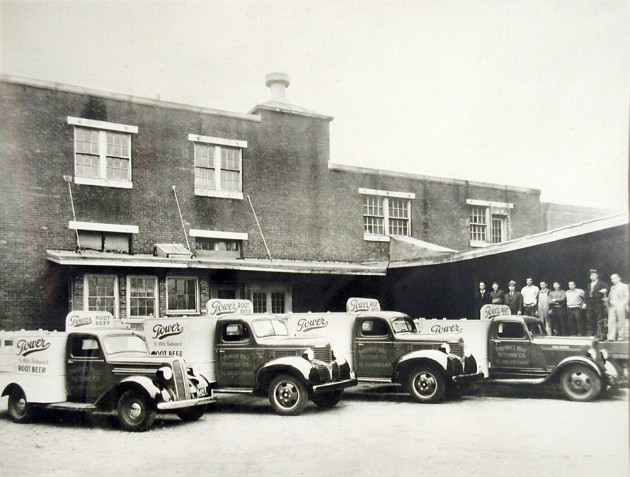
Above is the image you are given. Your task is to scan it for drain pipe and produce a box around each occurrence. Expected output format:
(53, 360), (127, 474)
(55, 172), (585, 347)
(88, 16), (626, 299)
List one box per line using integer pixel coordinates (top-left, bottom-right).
(63, 175), (81, 252)
(172, 185), (192, 254)
(247, 194), (272, 261)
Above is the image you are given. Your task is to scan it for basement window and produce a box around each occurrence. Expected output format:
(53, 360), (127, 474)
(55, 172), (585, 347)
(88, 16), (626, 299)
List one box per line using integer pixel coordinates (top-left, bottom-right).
(190, 229), (247, 259)
(69, 221), (138, 253)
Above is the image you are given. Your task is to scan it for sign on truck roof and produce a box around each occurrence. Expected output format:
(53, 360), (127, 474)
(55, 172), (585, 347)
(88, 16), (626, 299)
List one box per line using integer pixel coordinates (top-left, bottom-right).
(346, 298), (381, 313)
(207, 299), (253, 317)
(480, 304), (511, 320)
(65, 311), (124, 331)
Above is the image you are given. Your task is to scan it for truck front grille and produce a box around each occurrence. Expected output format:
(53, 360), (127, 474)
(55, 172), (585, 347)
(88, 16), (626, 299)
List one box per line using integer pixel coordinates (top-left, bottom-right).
(313, 363), (331, 382)
(313, 344), (332, 363)
(449, 343), (464, 358)
(171, 359), (190, 400)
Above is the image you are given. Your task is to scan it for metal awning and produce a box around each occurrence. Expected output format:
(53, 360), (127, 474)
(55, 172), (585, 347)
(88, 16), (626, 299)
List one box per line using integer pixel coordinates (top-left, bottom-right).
(46, 249), (388, 276)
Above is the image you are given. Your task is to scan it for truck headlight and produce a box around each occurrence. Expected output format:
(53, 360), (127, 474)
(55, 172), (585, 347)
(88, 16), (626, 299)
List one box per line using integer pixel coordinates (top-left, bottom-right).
(587, 348), (597, 361)
(440, 343), (451, 354)
(302, 348), (315, 361)
(600, 349), (609, 361)
(157, 366), (173, 381)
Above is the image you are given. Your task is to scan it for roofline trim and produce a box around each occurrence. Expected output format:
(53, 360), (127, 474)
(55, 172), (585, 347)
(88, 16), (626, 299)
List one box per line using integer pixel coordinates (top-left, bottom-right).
(1, 74), (261, 123)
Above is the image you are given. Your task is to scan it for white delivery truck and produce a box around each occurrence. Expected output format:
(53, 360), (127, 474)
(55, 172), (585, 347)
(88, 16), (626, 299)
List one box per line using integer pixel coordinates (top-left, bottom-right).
(279, 298), (482, 403)
(415, 305), (620, 401)
(0, 311), (214, 431)
(139, 299), (357, 416)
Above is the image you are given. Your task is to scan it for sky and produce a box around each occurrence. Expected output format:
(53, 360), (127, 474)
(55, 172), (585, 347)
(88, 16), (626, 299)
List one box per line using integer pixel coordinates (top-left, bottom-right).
(1, 0), (628, 210)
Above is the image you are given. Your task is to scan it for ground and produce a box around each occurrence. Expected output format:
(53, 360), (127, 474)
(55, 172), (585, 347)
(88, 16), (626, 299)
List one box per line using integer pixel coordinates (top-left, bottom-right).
(0, 383), (627, 477)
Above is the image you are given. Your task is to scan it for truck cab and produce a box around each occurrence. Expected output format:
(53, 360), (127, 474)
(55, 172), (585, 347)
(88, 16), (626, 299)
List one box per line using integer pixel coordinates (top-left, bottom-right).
(282, 298), (482, 404)
(0, 311), (214, 431)
(142, 300), (357, 416)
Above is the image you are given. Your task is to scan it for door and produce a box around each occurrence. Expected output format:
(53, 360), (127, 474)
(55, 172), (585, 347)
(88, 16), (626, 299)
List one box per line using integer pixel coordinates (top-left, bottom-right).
(488, 321), (535, 378)
(354, 318), (395, 379)
(66, 334), (109, 402)
(216, 321), (257, 388)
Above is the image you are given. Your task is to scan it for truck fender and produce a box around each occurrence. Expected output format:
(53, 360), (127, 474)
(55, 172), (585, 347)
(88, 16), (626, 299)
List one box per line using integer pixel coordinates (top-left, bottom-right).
(97, 375), (162, 409)
(545, 356), (604, 383)
(255, 357), (312, 393)
(395, 350), (449, 383)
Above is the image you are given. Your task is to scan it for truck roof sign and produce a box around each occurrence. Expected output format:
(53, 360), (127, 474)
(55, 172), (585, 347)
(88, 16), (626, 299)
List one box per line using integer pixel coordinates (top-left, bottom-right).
(65, 311), (123, 330)
(480, 304), (511, 320)
(346, 298), (381, 313)
(207, 299), (253, 316)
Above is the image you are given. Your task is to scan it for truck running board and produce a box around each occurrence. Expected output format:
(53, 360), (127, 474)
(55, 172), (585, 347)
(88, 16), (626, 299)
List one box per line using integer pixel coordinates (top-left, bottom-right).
(357, 378), (394, 384)
(491, 378), (546, 385)
(43, 402), (98, 411)
(213, 388), (253, 394)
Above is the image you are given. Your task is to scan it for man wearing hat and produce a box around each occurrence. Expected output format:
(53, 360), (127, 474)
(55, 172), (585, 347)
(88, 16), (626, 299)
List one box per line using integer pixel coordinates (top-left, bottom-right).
(504, 280), (523, 315)
(585, 269), (609, 339)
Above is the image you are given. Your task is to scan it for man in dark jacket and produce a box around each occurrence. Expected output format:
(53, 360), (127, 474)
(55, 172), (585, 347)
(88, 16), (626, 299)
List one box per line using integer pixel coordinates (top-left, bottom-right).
(474, 281), (492, 318)
(504, 280), (523, 315)
(585, 269), (609, 339)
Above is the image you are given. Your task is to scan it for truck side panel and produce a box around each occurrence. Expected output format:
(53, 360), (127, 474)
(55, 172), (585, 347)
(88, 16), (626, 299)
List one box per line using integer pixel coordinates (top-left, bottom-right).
(282, 313), (356, 368)
(0, 331), (68, 402)
(140, 317), (217, 382)
(416, 319), (492, 377)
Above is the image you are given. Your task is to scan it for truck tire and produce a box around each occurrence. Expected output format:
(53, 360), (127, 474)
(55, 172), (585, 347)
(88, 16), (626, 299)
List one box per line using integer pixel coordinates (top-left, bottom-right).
(7, 387), (34, 423)
(406, 366), (445, 404)
(117, 390), (157, 432)
(560, 364), (602, 402)
(176, 404), (207, 421)
(311, 390), (344, 408)
(268, 374), (308, 416)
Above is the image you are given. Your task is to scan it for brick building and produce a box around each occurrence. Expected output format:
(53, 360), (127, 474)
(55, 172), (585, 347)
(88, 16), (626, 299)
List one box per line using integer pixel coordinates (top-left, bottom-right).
(0, 73), (613, 329)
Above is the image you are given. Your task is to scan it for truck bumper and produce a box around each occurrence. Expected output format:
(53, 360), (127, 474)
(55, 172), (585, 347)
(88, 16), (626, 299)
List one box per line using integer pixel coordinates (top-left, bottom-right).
(452, 371), (484, 385)
(312, 377), (358, 395)
(157, 395), (216, 411)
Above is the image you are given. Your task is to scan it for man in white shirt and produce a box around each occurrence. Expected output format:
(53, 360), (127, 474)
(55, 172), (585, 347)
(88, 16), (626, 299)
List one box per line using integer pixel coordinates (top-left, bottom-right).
(521, 278), (539, 316)
(607, 273), (629, 341)
(565, 281), (586, 336)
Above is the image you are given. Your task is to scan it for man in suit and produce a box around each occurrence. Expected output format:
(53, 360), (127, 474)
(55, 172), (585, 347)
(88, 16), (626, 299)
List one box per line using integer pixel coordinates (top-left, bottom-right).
(474, 281), (492, 318)
(607, 273), (628, 341)
(504, 280), (523, 315)
(585, 269), (609, 339)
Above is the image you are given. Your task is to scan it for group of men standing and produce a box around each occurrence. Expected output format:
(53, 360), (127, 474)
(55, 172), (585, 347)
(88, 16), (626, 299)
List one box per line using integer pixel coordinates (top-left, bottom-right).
(474, 269), (629, 341)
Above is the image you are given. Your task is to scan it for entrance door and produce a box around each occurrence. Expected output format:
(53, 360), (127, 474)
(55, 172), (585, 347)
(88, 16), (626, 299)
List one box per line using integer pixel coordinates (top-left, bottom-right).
(66, 334), (109, 402)
(354, 318), (394, 379)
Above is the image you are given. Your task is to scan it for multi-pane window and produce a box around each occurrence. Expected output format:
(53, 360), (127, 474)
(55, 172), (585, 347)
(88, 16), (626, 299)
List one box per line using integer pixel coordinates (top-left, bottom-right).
(78, 230), (130, 253)
(252, 292), (267, 314)
(128, 276), (158, 319)
(74, 128), (131, 183)
(271, 292), (285, 314)
(467, 200), (512, 246)
(362, 194), (411, 237)
(469, 206), (487, 242)
(85, 275), (118, 317)
(251, 288), (289, 313)
(195, 238), (241, 253)
(166, 277), (199, 314)
(192, 134), (246, 199)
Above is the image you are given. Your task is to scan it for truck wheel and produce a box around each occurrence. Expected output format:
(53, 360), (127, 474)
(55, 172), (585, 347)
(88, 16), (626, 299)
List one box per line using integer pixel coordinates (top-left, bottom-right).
(560, 364), (602, 402)
(407, 366), (445, 404)
(311, 390), (344, 408)
(7, 387), (34, 423)
(268, 374), (308, 416)
(176, 404), (207, 421)
(117, 390), (157, 432)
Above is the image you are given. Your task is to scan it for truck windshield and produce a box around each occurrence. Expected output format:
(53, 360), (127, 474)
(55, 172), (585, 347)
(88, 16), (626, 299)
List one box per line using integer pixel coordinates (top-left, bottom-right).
(103, 334), (149, 355)
(391, 317), (416, 333)
(252, 319), (289, 337)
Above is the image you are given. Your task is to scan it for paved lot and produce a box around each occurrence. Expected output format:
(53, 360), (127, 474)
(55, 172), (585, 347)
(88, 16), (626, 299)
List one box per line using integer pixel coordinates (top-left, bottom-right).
(0, 384), (627, 477)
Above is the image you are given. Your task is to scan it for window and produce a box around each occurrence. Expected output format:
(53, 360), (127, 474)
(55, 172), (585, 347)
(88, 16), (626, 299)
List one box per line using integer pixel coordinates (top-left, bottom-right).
(221, 323), (250, 343)
(466, 199), (513, 246)
(360, 319), (389, 337)
(167, 277), (199, 314)
(71, 336), (102, 359)
(127, 276), (158, 319)
(84, 275), (118, 317)
(189, 134), (247, 200)
(360, 189), (414, 241)
(69, 221), (138, 253)
(68, 117), (137, 189)
(250, 285), (290, 313)
(497, 322), (527, 339)
(190, 229), (247, 259)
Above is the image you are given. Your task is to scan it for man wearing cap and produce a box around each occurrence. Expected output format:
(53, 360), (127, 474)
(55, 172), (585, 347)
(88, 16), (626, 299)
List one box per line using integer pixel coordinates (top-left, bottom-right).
(585, 269), (609, 339)
(504, 280), (523, 315)
(521, 278), (539, 316)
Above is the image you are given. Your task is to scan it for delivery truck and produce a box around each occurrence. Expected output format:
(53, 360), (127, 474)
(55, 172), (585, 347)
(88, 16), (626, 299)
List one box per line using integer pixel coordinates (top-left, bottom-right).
(279, 298), (482, 404)
(139, 299), (357, 416)
(0, 311), (214, 431)
(415, 304), (621, 401)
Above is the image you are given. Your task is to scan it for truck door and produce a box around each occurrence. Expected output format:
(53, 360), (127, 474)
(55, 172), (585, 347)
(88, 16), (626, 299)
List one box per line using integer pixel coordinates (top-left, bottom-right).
(216, 321), (256, 388)
(489, 321), (535, 378)
(66, 334), (109, 402)
(354, 318), (394, 379)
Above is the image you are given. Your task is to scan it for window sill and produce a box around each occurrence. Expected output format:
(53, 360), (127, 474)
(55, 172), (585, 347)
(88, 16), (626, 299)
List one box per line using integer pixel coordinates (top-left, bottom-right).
(469, 240), (492, 248)
(165, 311), (201, 316)
(364, 234), (390, 243)
(195, 189), (243, 200)
(75, 177), (133, 189)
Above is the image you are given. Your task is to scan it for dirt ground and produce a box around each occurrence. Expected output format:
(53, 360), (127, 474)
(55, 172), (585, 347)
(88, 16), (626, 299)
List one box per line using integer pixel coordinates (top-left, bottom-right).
(0, 384), (627, 477)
